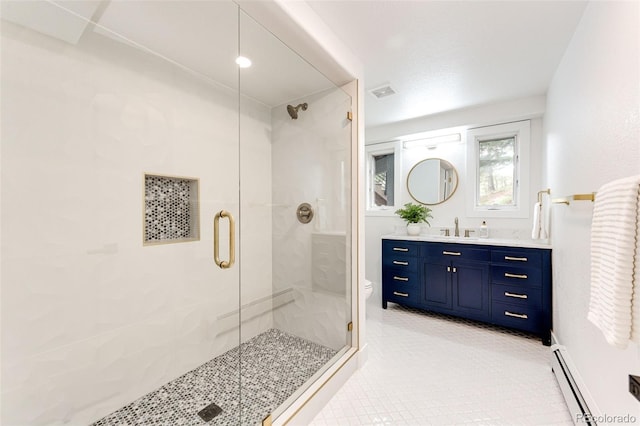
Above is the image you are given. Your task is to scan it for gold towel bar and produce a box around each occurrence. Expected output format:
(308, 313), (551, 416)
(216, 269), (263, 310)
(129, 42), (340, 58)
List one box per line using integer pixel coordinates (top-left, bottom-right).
(552, 193), (596, 205)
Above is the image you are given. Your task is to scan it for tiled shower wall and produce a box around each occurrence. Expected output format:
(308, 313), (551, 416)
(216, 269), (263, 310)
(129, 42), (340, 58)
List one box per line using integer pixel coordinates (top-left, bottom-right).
(271, 88), (352, 351)
(1, 15), (273, 425)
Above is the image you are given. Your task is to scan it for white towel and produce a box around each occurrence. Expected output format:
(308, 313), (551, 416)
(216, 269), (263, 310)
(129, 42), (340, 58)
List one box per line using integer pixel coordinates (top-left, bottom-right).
(633, 219), (640, 345)
(531, 202), (547, 239)
(587, 175), (640, 348)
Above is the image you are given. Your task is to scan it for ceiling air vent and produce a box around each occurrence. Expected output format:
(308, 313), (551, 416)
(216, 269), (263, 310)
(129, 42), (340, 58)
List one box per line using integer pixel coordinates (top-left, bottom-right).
(369, 85), (396, 99)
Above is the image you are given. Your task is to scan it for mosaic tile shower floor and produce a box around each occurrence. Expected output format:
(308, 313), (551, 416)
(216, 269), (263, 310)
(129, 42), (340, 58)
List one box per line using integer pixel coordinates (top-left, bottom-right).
(92, 329), (336, 426)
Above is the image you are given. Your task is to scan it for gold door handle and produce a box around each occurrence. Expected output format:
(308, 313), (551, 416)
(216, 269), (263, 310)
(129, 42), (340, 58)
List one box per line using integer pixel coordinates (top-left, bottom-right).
(505, 272), (528, 279)
(214, 210), (235, 269)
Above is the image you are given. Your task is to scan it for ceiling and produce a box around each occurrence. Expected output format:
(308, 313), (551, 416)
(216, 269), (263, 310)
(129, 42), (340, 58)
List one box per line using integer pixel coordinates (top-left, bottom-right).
(1, 0), (336, 108)
(3, 0), (588, 126)
(306, 1), (588, 129)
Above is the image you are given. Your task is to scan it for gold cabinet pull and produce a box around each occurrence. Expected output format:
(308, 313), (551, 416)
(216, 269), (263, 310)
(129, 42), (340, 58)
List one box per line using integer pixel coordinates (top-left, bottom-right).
(393, 291), (409, 297)
(443, 251), (461, 256)
(504, 272), (527, 279)
(393, 276), (409, 281)
(393, 247), (409, 252)
(505, 311), (528, 319)
(392, 260), (409, 266)
(505, 256), (527, 262)
(214, 210), (235, 269)
(505, 291), (528, 299)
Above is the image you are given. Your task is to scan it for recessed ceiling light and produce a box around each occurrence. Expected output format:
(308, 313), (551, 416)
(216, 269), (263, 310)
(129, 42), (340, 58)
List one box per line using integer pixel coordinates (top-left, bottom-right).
(235, 56), (252, 68)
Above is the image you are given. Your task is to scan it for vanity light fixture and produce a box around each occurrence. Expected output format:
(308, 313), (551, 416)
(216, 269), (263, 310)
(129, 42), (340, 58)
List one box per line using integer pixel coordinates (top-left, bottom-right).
(403, 133), (461, 149)
(235, 56), (252, 68)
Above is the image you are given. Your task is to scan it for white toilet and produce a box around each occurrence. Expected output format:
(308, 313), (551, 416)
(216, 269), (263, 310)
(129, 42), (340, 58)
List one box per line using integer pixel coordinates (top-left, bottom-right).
(364, 279), (373, 300)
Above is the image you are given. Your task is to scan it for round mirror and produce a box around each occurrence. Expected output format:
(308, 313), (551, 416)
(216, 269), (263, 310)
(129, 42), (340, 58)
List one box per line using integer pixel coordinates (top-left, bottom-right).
(407, 158), (459, 205)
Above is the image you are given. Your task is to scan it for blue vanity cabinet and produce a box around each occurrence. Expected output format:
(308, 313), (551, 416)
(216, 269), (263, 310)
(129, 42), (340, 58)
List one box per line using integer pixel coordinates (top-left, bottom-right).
(381, 240), (421, 309)
(421, 244), (491, 322)
(382, 238), (552, 345)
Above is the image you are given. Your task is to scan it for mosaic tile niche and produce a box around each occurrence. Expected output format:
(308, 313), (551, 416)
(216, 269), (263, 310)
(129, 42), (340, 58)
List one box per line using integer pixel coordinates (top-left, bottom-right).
(144, 174), (199, 244)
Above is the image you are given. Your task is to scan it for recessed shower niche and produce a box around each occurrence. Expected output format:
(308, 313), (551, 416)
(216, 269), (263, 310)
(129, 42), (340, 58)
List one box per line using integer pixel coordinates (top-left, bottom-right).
(144, 173), (200, 245)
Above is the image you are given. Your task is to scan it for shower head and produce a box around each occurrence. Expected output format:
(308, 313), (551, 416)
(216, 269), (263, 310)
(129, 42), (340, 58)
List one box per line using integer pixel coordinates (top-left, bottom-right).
(286, 103), (308, 119)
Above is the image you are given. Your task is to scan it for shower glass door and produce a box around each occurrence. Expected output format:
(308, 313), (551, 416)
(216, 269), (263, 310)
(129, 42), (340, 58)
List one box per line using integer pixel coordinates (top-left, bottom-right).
(1, 1), (353, 424)
(1, 1), (243, 424)
(238, 11), (353, 423)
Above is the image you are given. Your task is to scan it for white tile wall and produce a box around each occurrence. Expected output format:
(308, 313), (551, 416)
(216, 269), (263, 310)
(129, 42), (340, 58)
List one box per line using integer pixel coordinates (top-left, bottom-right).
(311, 300), (573, 425)
(271, 88), (353, 350)
(1, 15), (272, 425)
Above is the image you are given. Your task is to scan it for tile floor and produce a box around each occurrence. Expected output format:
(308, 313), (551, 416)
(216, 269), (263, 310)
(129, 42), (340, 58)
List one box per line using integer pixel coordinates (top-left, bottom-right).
(310, 300), (573, 425)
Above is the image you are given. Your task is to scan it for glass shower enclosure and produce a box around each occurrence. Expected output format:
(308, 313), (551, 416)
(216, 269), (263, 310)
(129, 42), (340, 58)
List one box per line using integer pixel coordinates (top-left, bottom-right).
(0, 1), (354, 424)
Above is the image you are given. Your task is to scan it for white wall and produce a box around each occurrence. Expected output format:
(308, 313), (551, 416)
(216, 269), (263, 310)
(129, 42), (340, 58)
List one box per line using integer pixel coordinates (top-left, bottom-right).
(366, 95), (546, 144)
(544, 1), (640, 420)
(271, 88), (353, 350)
(1, 19), (273, 425)
(364, 107), (545, 299)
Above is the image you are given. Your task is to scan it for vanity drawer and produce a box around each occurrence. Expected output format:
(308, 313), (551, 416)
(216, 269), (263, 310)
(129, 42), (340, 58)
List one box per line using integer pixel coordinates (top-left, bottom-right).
(384, 286), (419, 305)
(491, 265), (541, 287)
(491, 301), (543, 333)
(383, 269), (419, 287)
(425, 244), (490, 262)
(382, 240), (420, 258)
(491, 249), (542, 267)
(382, 256), (419, 272)
(491, 284), (542, 309)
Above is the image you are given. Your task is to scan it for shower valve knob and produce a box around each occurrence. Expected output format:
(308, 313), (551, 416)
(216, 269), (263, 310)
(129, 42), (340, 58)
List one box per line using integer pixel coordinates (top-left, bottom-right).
(296, 203), (314, 224)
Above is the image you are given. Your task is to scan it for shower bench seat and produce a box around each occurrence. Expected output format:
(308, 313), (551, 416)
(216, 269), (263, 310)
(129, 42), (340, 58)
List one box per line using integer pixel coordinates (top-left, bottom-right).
(382, 237), (552, 345)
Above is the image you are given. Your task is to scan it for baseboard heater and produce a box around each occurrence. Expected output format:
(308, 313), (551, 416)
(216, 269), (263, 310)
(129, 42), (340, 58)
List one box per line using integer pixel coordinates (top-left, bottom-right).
(551, 345), (595, 425)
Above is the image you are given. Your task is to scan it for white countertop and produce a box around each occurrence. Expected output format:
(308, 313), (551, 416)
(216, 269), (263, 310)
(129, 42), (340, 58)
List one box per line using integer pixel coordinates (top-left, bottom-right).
(382, 234), (552, 249)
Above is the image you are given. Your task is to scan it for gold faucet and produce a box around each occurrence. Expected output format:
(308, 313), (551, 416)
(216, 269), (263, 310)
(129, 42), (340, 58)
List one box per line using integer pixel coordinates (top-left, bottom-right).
(454, 217), (459, 237)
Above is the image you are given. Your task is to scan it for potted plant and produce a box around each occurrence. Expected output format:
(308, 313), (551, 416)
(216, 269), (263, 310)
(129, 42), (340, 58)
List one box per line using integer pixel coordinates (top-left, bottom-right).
(395, 202), (433, 236)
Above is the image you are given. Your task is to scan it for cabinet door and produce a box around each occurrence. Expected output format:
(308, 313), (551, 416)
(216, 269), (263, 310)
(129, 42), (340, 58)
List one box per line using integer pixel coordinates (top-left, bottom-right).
(452, 261), (490, 321)
(422, 260), (452, 310)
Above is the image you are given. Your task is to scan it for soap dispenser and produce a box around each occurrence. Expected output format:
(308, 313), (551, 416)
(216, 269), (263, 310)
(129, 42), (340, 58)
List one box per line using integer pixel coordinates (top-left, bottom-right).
(479, 220), (489, 238)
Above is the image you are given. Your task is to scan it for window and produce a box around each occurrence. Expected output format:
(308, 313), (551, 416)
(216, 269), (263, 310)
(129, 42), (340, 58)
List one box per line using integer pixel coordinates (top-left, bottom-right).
(366, 141), (402, 214)
(373, 153), (394, 207)
(477, 136), (516, 207)
(466, 121), (530, 218)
